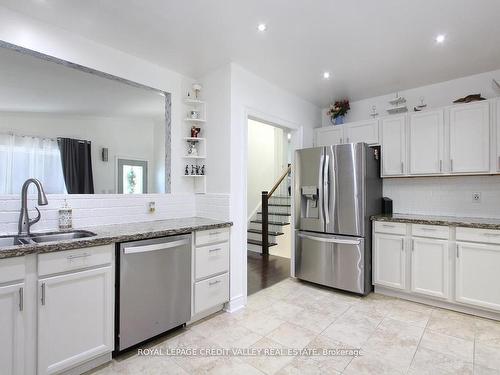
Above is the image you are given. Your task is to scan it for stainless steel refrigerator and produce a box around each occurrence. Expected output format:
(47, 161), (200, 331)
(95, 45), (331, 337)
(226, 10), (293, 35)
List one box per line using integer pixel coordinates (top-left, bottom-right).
(294, 143), (382, 295)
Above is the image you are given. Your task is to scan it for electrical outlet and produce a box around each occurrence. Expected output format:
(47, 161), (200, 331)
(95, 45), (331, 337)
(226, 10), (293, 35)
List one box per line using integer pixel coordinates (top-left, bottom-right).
(472, 192), (481, 202)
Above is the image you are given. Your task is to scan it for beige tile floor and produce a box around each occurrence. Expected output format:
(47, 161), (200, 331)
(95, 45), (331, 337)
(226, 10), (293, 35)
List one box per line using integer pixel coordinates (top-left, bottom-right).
(88, 278), (500, 374)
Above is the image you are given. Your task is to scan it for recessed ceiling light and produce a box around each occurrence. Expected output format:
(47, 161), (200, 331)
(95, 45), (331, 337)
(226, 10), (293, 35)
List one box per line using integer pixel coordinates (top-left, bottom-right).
(257, 23), (267, 32)
(323, 72), (331, 79)
(436, 34), (446, 43)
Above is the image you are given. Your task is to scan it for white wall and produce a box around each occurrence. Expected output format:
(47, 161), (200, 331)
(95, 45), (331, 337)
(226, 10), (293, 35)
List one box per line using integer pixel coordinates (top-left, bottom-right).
(228, 63), (321, 311)
(0, 5), (195, 194)
(247, 119), (284, 216)
(322, 68), (500, 125)
(0, 112), (162, 194)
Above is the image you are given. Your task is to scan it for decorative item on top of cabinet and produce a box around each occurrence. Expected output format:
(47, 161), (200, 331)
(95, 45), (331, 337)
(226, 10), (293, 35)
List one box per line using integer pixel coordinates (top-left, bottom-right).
(327, 99), (350, 125)
(453, 93), (486, 103)
(386, 92), (408, 114)
(413, 96), (427, 112)
(370, 105), (379, 118)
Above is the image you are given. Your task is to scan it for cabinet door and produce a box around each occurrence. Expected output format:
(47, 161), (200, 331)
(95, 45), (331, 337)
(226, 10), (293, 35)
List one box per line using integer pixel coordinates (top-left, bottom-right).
(0, 282), (24, 375)
(345, 120), (379, 145)
(409, 110), (444, 174)
(496, 99), (500, 172)
(411, 238), (449, 299)
(381, 115), (406, 176)
(456, 242), (500, 311)
(38, 266), (113, 375)
(449, 101), (490, 173)
(373, 233), (406, 289)
(314, 127), (344, 146)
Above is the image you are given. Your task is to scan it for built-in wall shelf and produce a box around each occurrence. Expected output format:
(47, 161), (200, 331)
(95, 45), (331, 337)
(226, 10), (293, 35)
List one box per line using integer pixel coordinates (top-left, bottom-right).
(184, 97), (207, 194)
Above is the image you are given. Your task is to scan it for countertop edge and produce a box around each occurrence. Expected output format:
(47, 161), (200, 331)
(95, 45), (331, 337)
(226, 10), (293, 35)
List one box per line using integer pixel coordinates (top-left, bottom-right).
(371, 215), (500, 230)
(0, 220), (232, 259)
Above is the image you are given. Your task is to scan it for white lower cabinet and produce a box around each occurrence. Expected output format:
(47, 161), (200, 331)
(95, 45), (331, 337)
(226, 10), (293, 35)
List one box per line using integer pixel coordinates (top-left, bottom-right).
(38, 265), (114, 374)
(411, 237), (449, 299)
(0, 282), (25, 375)
(456, 242), (500, 311)
(373, 233), (406, 289)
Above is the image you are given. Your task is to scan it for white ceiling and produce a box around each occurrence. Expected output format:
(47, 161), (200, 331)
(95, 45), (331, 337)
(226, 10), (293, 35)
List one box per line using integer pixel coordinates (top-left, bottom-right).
(0, 47), (165, 117)
(2, 0), (500, 107)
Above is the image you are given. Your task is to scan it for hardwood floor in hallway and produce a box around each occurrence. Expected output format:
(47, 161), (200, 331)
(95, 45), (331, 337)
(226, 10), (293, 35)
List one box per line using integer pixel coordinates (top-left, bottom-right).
(247, 251), (290, 295)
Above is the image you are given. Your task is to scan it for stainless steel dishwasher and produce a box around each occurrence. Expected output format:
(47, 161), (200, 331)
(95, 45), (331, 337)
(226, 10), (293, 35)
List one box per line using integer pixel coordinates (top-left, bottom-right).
(116, 234), (191, 352)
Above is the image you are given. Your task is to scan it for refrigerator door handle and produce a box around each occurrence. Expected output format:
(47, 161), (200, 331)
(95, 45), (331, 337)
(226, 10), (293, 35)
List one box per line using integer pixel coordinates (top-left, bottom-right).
(318, 153), (325, 225)
(298, 232), (361, 245)
(323, 153), (330, 224)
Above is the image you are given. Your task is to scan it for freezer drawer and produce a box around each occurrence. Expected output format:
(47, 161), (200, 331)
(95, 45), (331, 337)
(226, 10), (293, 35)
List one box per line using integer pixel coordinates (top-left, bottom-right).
(295, 231), (366, 294)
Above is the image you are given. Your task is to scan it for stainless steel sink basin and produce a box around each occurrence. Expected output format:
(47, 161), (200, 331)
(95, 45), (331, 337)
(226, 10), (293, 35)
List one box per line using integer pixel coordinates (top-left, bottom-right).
(0, 236), (31, 247)
(29, 230), (97, 243)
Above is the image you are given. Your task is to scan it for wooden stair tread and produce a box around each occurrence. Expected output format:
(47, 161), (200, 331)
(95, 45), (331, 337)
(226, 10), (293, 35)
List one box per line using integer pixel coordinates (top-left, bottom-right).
(269, 203), (291, 207)
(247, 229), (284, 236)
(257, 212), (291, 216)
(250, 220), (290, 226)
(247, 239), (278, 247)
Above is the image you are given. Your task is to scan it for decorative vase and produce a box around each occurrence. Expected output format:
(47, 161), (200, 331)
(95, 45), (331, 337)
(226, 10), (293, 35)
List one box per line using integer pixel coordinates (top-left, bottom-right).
(334, 115), (345, 125)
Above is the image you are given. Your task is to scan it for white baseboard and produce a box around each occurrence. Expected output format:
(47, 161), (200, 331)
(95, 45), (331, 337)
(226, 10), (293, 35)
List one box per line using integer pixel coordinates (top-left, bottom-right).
(225, 294), (246, 313)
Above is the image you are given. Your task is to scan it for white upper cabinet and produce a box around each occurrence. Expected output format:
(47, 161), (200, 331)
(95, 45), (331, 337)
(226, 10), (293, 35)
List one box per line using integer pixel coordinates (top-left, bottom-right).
(456, 241), (500, 311)
(409, 110), (444, 175)
(381, 115), (406, 176)
(449, 101), (490, 174)
(344, 119), (379, 145)
(314, 126), (344, 147)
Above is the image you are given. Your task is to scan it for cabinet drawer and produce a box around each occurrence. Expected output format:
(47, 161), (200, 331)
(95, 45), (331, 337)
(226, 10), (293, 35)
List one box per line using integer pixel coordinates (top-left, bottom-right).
(412, 224), (449, 239)
(38, 245), (113, 277)
(456, 227), (500, 245)
(195, 242), (229, 280)
(194, 273), (229, 314)
(0, 256), (25, 283)
(374, 221), (406, 235)
(196, 228), (230, 246)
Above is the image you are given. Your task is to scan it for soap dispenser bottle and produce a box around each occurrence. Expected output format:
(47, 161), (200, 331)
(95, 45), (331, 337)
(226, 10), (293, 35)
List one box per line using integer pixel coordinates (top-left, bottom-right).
(59, 199), (73, 230)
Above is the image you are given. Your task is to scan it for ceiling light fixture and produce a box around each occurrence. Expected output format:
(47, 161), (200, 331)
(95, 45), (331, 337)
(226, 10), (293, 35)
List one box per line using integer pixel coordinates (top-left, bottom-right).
(323, 72), (331, 79)
(435, 34), (446, 43)
(257, 23), (267, 32)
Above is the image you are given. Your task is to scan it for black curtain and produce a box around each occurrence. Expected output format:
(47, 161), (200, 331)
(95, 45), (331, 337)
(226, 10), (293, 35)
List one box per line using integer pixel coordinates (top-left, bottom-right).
(58, 138), (95, 194)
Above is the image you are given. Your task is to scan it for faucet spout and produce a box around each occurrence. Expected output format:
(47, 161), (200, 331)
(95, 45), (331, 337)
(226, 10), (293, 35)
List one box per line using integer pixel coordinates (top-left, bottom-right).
(18, 178), (49, 236)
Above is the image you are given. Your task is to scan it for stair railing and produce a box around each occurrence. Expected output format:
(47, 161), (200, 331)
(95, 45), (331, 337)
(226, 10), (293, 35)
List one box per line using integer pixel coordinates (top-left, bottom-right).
(261, 165), (291, 255)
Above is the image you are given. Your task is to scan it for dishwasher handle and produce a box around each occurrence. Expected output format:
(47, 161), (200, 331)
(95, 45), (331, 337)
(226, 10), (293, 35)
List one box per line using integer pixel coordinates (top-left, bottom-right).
(123, 239), (190, 254)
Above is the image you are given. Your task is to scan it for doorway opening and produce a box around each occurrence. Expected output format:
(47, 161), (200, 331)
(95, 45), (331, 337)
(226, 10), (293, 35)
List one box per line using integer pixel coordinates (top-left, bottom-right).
(246, 117), (293, 295)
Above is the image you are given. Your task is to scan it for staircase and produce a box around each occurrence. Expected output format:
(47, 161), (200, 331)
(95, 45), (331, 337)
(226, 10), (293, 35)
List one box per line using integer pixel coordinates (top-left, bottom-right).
(247, 165), (292, 254)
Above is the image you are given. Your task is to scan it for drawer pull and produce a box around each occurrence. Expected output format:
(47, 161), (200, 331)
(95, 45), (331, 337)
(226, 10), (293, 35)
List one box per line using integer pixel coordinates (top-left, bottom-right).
(482, 232), (500, 237)
(382, 224), (396, 228)
(209, 248), (222, 253)
(420, 228), (437, 231)
(209, 280), (221, 286)
(67, 252), (91, 261)
(209, 231), (221, 236)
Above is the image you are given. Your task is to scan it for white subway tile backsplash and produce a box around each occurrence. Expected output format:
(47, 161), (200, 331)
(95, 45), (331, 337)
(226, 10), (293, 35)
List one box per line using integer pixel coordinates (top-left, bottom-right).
(384, 175), (500, 218)
(0, 193), (230, 235)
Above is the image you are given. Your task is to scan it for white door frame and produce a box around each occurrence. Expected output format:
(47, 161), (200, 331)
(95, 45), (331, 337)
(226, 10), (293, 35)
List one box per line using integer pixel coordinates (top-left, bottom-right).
(242, 107), (304, 300)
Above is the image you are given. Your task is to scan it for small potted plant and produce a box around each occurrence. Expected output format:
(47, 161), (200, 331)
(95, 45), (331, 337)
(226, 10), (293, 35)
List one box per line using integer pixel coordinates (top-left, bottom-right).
(327, 99), (350, 125)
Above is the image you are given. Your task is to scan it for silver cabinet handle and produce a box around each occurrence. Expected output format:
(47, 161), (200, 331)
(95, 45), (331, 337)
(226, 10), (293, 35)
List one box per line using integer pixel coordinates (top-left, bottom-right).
(346, 137), (350, 143)
(124, 239), (189, 254)
(456, 244), (459, 258)
(400, 161), (404, 173)
(420, 227), (437, 231)
(67, 252), (90, 261)
(209, 231), (221, 236)
(382, 224), (396, 228)
(19, 287), (23, 311)
(411, 240), (414, 252)
(401, 238), (404, 251)
(209, 280), (221, 286)
(41, 283), (46, 305)
(439, 160), (443, 172)
(340, 138), (343, 144)
(498, 156), (500, 170)
(450, 159), (454, 172)
(209, 247), (222, 253)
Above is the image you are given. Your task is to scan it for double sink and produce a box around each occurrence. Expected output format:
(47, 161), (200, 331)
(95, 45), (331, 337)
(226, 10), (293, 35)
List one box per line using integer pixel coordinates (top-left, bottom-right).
(0, 230), (97, 247)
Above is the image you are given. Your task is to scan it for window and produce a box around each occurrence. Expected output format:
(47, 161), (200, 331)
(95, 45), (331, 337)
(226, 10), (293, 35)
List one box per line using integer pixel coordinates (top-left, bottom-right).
(0, 133), (66, 194)
(117, 158), (148, 194)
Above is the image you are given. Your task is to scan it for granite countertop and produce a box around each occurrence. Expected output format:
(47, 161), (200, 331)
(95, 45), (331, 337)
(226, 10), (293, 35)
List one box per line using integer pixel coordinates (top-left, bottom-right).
(0, 217), (232, 259)
(371, 213), (500, 230)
